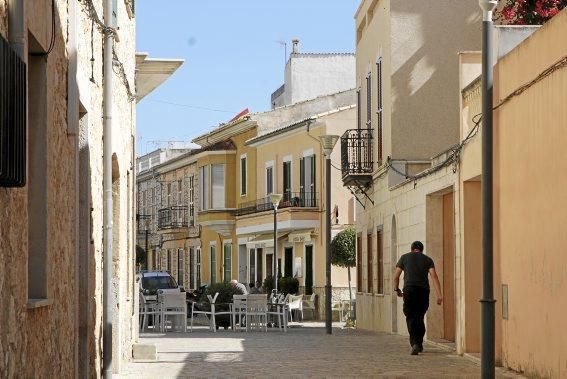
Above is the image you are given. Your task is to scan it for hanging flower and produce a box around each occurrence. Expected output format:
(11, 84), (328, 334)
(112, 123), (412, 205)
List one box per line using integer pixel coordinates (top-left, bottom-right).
(496, 0), (566, 24)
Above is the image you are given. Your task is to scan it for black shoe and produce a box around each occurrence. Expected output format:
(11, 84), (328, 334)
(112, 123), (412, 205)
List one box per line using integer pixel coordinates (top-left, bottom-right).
(418, 343), (424, 353)
(411, 344), (420, 355)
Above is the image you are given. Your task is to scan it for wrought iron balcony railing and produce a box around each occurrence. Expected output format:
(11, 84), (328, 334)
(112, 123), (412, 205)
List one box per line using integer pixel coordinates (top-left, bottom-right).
(236, 192), (318, 216)
(341, 128), (373, 185)
(158, 206), (190, 230)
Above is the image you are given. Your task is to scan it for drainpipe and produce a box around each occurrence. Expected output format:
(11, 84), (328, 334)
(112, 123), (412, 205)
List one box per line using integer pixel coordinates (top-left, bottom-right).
(8, 0), (25, 59)
(103, 0), (114, 377)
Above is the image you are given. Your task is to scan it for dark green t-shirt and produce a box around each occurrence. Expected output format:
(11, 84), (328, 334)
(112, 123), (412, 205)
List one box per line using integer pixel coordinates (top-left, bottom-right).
(396, 252), (435, 289)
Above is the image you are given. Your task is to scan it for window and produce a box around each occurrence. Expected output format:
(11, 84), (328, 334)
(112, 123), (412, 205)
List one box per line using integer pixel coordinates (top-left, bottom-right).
(300, 155), (316, 206)
(377, 228), (384, 294)
(366, 72), (372, 129)
(167, 183), (172, 206)
(167, 249), (172, 273)
(199, 166), (209, 210)
(211, 164), (225, 208)
(367, 233), (373, 293)
(210, 245), (217, 284)
(223, 243), (232, 282)
(196, 248), (201, 287)
(240, 155), (247, 196)
(283, 161), (291, 200)
(266, 166), (273, 195)
(177, 179), (183, 205)
(189, 248), (195, 290)
(376, 58), (383, 165)
(27, 44), (48, 300)
(356, 234), (362, 292)
(177, 249), (184, 287)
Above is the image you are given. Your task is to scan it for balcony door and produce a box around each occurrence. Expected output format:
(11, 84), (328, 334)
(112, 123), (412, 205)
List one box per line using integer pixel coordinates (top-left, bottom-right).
(283, 160), (292, 202)
(300, 155), (316, 206)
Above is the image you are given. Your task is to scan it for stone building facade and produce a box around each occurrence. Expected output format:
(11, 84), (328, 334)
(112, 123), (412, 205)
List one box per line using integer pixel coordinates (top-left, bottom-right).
(0, 0), (138, 377)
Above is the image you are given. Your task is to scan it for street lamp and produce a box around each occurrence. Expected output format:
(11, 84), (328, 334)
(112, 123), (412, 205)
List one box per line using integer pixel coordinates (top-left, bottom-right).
(320, 134), (339, 335)
(270, 193), (283, 294)
(479, 1), (497, 378)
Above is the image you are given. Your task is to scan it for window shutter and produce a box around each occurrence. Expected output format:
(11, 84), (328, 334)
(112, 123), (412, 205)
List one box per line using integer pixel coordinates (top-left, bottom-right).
(356, 89), (361, 130)
(0, 34), (26, 187)
(299, 158), (305, 195)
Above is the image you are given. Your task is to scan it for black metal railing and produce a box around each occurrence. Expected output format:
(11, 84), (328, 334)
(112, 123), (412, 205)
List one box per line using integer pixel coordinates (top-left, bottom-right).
(158, 206), (189, 230)
(0, 34), (26, 187)
(340, 128), (373, 179)
(236, 192), (318, 216)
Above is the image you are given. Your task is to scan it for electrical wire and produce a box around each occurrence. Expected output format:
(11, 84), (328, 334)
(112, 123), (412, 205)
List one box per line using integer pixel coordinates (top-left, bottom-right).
(81, 0), (136, 102)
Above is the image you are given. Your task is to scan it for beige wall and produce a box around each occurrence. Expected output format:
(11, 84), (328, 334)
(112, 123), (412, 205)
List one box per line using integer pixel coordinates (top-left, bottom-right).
(494, 10), (567, 378)
(353, 0), (484, 355)
(0, 0), (136, 376)
(233, 128), (257, 207)
(356, 0), (482, 168)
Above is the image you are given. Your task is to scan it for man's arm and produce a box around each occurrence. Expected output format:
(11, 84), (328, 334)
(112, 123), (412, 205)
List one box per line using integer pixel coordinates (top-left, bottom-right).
(429, 267), (443, 305)
(392, 267), (403, 297)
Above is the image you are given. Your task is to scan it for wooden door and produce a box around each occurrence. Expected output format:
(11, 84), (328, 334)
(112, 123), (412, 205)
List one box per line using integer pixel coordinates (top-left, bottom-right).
(443, 192), (456, 341)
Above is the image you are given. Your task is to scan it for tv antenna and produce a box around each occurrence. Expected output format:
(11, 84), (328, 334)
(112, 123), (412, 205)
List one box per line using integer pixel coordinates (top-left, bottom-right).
(277, 40), (287, 67)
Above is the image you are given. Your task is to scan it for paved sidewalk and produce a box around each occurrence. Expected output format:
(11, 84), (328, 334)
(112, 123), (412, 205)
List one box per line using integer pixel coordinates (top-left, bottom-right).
(122, 323), (523, 378)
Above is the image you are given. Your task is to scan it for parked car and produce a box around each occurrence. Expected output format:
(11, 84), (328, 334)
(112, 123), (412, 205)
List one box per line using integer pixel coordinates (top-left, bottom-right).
(138, 271), (184, 301)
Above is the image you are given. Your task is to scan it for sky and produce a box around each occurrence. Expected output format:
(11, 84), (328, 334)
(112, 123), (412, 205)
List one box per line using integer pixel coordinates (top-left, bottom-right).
(135, 0), (359, 155)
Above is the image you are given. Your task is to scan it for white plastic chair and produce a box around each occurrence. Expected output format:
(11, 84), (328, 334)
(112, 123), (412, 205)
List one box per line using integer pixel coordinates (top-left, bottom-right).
(287, 294), (304, 321)
(302, 293), (317, 320)
(331, 300), (347, 322)
(231, 295), (247, 332)
(139, 292), (160, 332)
(190, 293), (219, 332)
(245, 294), (268, 332)
(158, 292), (187, 332)
(267, 293), (289, 331)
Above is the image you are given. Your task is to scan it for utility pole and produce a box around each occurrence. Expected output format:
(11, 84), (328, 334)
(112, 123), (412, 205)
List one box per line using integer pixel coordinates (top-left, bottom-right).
(479, 1), (497, 378)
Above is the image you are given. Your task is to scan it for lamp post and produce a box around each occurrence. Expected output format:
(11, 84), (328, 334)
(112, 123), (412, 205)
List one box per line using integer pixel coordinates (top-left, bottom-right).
(479, 1), (497, 378)
(320, 134), (339, 335)
(270, 193), (283, 294)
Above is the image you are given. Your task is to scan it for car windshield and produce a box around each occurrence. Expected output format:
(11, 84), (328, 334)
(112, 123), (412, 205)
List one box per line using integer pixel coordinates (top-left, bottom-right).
(142, 275), (178, 290)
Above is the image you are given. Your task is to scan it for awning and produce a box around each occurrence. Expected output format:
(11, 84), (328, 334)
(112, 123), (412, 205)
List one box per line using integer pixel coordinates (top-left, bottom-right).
(288, 229), (314, 243)
(246, 232), (289, 248)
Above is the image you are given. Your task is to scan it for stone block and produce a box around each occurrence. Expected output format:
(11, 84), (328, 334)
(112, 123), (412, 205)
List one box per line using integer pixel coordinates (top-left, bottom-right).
(132, 344), (157, 361)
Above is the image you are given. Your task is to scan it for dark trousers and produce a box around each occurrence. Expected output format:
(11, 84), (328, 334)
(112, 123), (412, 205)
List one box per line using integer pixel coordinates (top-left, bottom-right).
(402, 286), (430, 346)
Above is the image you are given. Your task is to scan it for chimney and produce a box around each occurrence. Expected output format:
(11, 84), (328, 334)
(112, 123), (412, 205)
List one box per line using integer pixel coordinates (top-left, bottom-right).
(292, 38), (300, 54)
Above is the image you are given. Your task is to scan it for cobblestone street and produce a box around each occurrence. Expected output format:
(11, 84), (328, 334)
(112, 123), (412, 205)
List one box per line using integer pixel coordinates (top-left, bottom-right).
(122, 324), (523, 378)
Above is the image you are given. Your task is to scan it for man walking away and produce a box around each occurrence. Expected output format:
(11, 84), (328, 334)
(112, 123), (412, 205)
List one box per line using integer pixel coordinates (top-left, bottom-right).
(392, 241), (443, 355)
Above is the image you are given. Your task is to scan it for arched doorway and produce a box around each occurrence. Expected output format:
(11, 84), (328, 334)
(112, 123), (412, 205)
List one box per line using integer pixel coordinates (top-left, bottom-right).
(391, 215), (398, 333)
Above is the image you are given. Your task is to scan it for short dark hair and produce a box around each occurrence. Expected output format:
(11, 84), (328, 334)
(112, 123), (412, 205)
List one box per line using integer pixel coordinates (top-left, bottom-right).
(411, 241), (424, 252)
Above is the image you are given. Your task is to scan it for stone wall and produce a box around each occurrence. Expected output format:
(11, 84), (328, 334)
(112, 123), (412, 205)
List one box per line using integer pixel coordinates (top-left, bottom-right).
(0, 0), (137, 377)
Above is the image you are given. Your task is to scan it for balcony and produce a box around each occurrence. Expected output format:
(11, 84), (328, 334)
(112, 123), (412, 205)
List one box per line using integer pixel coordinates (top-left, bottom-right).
(157, 206), (192, 230)
(236, 192), (318, 216)
(341, 128), (373, 187)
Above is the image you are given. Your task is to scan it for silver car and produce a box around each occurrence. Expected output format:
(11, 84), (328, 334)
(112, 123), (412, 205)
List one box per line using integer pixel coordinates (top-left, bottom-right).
(138, 271), (183, 301)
